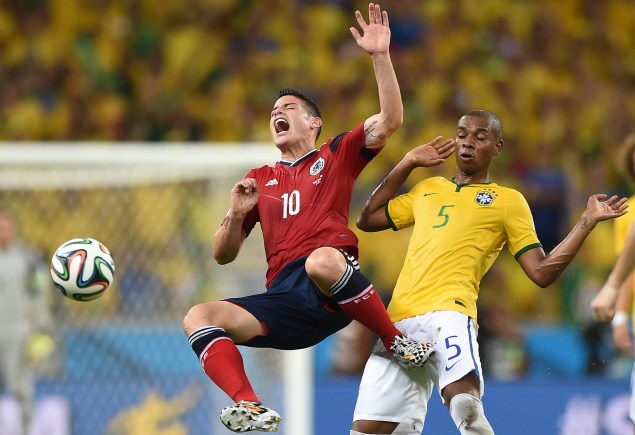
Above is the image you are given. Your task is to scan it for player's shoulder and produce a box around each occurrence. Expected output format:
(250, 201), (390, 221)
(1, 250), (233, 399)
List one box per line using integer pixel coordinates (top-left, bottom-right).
(490, 183), (532, 208)
(488, 181), (524, 197)
(245, 163), (276, 178)
(318, 123), (365, 151)
(411, 176), (451, 191)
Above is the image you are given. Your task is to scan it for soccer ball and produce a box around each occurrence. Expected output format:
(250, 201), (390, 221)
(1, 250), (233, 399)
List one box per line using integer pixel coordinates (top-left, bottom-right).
(50, 238), (115, 301)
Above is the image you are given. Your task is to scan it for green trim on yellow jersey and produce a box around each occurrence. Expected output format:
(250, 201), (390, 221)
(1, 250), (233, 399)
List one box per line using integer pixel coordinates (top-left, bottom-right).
(514, 243), (543, 259)
(385, 176), (541, 323)
(385, 204), (398, 231)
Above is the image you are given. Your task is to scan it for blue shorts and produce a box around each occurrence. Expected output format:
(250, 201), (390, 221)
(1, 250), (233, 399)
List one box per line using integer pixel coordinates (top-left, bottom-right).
(225, 256), (353, 350)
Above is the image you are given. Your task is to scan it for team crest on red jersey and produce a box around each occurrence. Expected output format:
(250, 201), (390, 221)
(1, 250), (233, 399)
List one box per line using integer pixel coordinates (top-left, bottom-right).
(310, 157), (325, 176)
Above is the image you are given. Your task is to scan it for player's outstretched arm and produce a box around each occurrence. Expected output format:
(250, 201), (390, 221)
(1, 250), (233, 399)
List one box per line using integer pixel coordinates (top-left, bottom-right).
(357, 137), (454, 232)
(518, 194), (628, 288)
(213, 178), (258, 264)
(591, 218), (635, 321)
(350, 3), (403, 149)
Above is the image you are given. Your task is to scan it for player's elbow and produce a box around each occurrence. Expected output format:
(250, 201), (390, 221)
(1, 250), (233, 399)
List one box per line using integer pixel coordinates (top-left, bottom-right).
(384, 112), (403, 136)
(356, 215), (385, 233)
(534, 280), (551, 289)
(529, 271), (557, 289)
(212, 246), (237, 265)
(356, 216), (370, 232)
(213, 253), (235, 265)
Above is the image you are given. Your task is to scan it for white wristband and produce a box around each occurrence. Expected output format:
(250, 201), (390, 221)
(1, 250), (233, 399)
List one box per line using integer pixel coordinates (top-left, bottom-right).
(612, 311), (629, 327)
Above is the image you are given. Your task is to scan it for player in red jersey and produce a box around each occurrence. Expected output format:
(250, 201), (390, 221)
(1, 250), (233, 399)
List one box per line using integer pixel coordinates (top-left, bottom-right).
(182, 4), (433, 433)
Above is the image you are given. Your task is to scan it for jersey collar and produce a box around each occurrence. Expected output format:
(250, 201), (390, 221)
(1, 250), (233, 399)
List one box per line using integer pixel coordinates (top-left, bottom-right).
(279, 149), (319, 166)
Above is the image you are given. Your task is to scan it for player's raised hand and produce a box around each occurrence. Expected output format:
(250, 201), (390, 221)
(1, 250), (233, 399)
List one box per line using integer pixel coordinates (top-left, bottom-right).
(350, 3), (391, 55)
(405, 136), (455, 169)
(583, 194), (628, 224)
(229, 178), (259, 216)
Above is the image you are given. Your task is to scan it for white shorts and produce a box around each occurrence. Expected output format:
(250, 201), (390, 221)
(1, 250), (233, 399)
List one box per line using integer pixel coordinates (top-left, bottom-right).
(353, 311), (484, 433)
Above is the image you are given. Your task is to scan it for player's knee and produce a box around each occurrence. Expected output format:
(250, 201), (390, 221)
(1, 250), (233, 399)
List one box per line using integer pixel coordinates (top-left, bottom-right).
(449, 393), (494, 435)
(305, 247), (345, 282)
(182, 302), (224, 335)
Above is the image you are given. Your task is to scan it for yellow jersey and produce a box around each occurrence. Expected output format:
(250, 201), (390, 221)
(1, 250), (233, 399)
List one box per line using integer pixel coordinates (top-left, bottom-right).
(386, 176), (541, 322)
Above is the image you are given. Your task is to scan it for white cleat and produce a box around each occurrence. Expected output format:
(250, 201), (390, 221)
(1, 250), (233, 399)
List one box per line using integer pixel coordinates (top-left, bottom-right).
(390, 335), (435, 369)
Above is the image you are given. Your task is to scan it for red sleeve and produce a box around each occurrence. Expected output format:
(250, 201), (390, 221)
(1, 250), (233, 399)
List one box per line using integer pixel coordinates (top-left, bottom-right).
(327, 122), (382, 179)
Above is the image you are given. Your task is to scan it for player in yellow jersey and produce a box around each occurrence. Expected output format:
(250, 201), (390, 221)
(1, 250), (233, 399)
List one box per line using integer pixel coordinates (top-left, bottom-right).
(350, 110), (628, 435)
(591, 133), (635, 434)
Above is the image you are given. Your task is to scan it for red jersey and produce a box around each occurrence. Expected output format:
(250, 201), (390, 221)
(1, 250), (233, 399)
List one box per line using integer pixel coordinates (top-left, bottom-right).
(241, 123), (381, 287)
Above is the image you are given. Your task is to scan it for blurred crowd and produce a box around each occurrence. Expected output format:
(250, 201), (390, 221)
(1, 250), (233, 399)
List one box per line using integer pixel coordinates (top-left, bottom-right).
(3, 0), (635, 380)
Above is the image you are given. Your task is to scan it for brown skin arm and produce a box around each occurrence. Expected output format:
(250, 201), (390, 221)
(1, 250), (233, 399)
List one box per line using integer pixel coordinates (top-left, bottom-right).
(357, 137), (454, 231)
(517, 194), (628, 288)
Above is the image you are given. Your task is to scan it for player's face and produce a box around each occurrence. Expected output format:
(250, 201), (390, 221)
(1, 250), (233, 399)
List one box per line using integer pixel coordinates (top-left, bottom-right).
(270, 95), (317, 148)
(454, 115), (502, 176)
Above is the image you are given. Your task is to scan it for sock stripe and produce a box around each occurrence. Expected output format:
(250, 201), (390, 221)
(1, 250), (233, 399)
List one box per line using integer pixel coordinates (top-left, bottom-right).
(188, 326), (225, 345)
(337, 284), (373, 305)
(330, 264), (354, 296)
(188, 326), (231, 360)
(339, 249), (361, 270)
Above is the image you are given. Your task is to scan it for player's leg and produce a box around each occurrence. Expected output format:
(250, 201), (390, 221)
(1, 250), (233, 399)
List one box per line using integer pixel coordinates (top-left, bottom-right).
(351, 317), (435, 435)
(183, 300), (264, 403)
(433, 311), (493, 435)
(443, 374), (494, 434)
(183, 301), (281, 432)
(305, 247), (432, 367)
(1, 333), (33, 434)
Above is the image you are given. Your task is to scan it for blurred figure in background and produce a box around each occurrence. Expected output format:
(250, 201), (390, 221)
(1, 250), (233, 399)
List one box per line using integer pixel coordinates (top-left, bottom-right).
(591, 133), (635, 434)
(0, 211), (53, 435)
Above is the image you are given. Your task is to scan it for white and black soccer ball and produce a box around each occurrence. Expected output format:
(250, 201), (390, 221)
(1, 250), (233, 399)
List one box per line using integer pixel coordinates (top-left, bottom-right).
(50, 238), (115, 301)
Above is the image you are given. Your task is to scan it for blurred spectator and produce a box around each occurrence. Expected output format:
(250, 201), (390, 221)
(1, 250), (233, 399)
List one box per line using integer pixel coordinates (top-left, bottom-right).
(516, 143), (569, 253)
(0, 211), (53, 434)
(477, 264), (527, 380)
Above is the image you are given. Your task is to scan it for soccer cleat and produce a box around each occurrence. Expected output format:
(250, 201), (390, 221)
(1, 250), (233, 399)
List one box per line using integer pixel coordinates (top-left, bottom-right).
(220, 401), (282, 432)
(390, 335), (434, 369)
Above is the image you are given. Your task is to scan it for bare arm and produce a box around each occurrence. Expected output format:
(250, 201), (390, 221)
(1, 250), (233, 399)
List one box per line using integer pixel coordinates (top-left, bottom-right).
(357, 137), (455, 231)
(517, 194), (628, 288)
(591, 217), (635, 321)
(212, 178), (259, 264)
(350, 3), (403, 149)
(611, 276), (634, 353)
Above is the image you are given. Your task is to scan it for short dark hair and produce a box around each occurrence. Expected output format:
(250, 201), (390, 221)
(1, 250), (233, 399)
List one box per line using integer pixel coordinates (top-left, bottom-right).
(277, 88), (322, 140)
(464, 110), (503, 141)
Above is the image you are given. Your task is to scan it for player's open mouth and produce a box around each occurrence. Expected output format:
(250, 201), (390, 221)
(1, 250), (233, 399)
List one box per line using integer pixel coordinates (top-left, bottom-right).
(274, 118), (290, 134)
(460, 151), (474, 160)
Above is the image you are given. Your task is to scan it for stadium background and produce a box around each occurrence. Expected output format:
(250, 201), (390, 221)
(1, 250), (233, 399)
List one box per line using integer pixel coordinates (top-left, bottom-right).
(2, 0), (635, 434)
